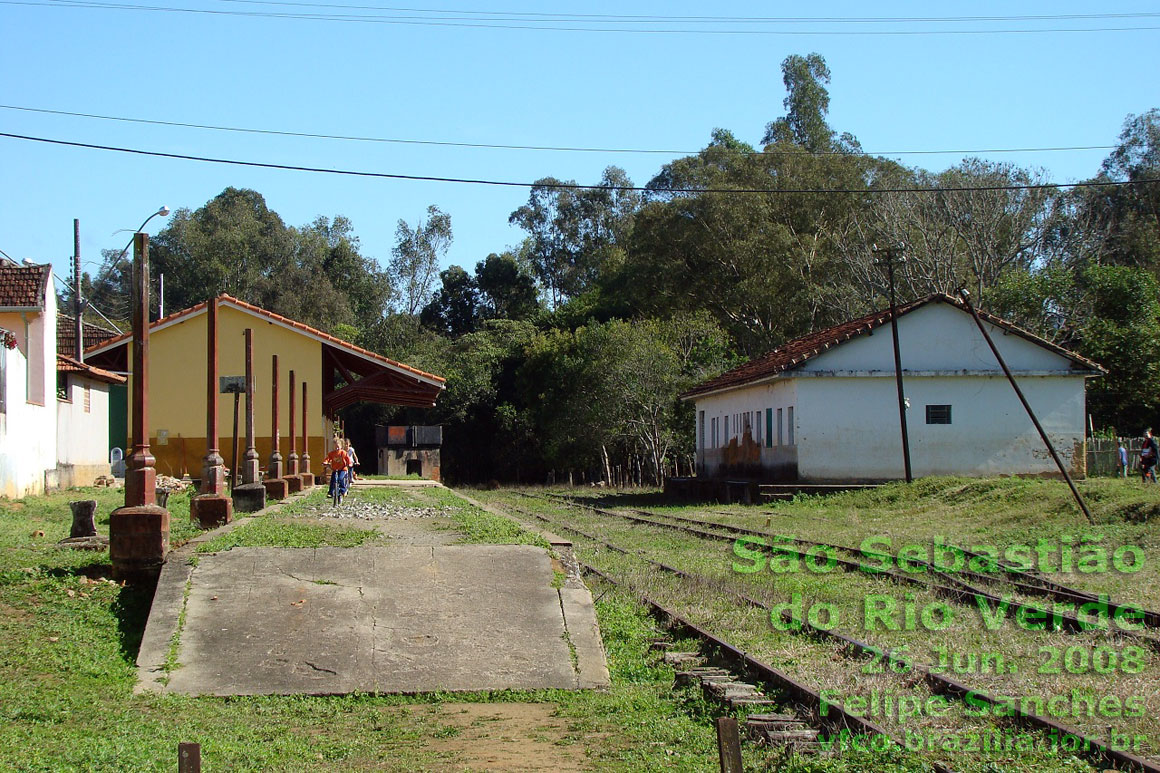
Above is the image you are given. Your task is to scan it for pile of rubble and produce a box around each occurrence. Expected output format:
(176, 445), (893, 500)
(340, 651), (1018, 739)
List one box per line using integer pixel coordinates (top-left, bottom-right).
(157, 475), (191, 492)
(315, 501), (456, 521)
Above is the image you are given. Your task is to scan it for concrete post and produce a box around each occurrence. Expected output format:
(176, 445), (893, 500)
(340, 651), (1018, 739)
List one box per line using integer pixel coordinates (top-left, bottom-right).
(191, 297), (233, 528)
(232, 328), (266, 512)
(263, 354), (288, 500)
(109, 233), (169, 583)
(299, 381), (314, 488)
(285, 369), (302, 493)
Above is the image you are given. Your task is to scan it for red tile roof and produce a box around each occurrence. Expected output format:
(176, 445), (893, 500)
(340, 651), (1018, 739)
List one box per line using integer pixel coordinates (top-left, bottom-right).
(0, 264), (51, 309)
(57, 354), (127, 385)
(681, 293), (1104, 400)
(57, 314), (120, 356)
(86, 294), (446, 386)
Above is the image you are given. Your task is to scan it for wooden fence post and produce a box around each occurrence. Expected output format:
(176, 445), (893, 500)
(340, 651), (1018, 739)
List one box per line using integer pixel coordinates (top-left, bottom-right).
(715, 716), (743, 773)
(178, 742), (201, 773)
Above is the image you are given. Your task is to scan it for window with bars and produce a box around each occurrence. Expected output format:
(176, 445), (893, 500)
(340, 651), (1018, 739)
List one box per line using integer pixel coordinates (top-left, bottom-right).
(926, 404), (952, 424)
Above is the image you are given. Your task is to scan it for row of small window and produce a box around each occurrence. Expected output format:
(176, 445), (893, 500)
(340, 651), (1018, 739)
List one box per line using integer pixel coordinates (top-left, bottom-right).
(700, 407), (795, 450)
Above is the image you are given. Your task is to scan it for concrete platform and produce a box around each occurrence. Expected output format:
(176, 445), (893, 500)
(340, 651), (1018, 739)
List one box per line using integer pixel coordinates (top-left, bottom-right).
(137, 543), (609, 696)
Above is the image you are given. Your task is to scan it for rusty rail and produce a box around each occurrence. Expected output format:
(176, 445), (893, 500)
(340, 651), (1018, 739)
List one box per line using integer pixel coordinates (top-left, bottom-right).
(515, 495), (1160, 772)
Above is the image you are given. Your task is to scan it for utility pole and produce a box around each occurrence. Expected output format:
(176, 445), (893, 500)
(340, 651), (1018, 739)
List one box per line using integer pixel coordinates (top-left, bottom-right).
(873, 243), (913, 483)
(73, 220), (83, 362)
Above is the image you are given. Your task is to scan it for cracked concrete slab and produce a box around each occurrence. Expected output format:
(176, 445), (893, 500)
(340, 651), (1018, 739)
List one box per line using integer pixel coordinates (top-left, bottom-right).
(140, 544), (608, 696)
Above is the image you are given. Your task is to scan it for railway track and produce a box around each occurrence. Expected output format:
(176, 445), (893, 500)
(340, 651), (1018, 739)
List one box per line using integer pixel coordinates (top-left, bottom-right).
(507, 493), (1160, 773)
(534, 492), (1160, 650)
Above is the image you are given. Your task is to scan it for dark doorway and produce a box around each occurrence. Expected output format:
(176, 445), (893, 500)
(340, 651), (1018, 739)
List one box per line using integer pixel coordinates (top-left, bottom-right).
(406, 459), (423, 477)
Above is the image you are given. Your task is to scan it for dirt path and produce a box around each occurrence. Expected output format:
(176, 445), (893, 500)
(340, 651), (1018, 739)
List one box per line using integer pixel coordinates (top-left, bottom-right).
(403, 703), (590, 772)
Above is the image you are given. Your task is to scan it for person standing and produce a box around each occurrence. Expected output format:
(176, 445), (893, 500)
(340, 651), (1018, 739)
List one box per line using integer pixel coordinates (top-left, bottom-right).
(1141, 430), (1158, 484)
(1119, 442), (1129, 478)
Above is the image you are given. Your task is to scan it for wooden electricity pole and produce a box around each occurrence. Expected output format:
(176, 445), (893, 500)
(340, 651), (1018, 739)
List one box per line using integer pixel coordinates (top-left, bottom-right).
(874, 244), (913, 483)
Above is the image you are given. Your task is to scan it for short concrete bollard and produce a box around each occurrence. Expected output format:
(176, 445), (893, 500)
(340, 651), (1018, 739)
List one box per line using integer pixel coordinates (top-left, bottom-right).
(232, 482), (266, 513)
(69, 500), (98, 538)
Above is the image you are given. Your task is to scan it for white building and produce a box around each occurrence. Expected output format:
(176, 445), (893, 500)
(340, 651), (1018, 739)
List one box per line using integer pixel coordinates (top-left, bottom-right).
(683, 294), (1104, 483)
(1, 263), (59, 498)
(0, 263), (123, 498)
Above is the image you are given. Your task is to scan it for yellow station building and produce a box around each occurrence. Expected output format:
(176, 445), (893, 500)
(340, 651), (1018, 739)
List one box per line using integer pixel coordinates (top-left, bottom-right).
(85, 295), (445, 479)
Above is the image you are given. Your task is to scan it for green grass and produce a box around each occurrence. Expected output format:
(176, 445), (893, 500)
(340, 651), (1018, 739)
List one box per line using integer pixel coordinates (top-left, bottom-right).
(195, 518), (382, 552)
(471, 479), (1160, 771)
(0, 483), (819, 771)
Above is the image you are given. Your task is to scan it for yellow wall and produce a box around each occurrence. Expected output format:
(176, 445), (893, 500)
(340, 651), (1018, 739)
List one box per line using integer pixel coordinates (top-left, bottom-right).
(123, 305), (332, 478)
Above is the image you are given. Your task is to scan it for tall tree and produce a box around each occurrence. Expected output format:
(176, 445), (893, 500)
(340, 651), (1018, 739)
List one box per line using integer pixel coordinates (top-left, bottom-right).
(475, 252), (540, 321)
(420, 265), (479, 337)
(761, 52), (858, 153)
(389, 205), (453, 316)
(1079, 109), (1160, 272)
(509, 166), (640, 308)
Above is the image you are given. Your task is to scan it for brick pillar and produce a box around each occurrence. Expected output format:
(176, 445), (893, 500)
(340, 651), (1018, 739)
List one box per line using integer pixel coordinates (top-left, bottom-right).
(263, 354), (288, 500)
(110, 233), (169, 583)
(191, 297), (233, 528)
(232, 328), (266, 512)
(299, 381), (313, 488)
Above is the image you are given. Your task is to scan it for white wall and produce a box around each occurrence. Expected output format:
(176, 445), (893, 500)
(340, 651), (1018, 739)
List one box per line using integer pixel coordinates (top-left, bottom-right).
(798, 301), (1081, 376)
(696, 379), (799, 478)
(56, 375), (113, 486)
(796, 375), (1087, 481)
(690, 302), (1094, 483)
(0, 298), (57, 497)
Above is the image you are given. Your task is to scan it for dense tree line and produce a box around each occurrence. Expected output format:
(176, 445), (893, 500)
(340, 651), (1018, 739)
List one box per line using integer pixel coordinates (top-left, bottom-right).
(83, 54), (1160, 483)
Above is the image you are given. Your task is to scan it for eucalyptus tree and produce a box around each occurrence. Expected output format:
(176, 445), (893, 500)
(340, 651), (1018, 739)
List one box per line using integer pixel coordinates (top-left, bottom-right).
(509, 166), (640, 309)
(389, 205), (453, 317)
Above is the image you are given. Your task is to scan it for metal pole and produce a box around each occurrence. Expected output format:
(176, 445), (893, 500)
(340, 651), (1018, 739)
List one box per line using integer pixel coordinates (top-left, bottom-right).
(231, 392), (240, 492)
(955, 289), (1095, 525)
(73, 219), (83, 361)
(875, 245), (913, 483)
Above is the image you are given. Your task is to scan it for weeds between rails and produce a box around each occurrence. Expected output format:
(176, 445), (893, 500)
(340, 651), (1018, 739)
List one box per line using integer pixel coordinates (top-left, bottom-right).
(509, 505), (954, 773)
(648, 504), (1160, 630)
(507, 501), (1160, 773)
(530, 492), (1160, 650)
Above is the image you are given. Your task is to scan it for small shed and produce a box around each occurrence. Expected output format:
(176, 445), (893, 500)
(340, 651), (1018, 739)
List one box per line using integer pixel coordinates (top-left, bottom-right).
(375, 425), (442, 481)
(682, 294), (1104, 483)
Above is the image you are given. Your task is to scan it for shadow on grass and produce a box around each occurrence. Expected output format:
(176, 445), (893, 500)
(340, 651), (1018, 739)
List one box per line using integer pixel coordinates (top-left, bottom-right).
(112, 580), (157, 665)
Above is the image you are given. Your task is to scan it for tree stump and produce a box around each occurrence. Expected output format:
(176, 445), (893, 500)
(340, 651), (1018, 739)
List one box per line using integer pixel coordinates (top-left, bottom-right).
(69, 500), (98, 538)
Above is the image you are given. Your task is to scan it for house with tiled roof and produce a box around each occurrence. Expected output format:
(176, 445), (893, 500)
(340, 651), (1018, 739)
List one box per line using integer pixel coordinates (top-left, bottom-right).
(1, 263), (60, 496)
(0, 262), (126, 496)
(85, 295), (446, 479)
(682, 294), (1104, 483)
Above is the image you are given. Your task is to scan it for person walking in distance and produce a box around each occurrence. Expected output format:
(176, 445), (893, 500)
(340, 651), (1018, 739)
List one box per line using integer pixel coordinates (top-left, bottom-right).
(1119, 441), (1129, 478)
(1140, 429), (1158, 484)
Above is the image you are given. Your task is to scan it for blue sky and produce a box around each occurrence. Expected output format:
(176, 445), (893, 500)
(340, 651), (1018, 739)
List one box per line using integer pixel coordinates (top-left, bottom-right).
(1, 1), (1157, 306)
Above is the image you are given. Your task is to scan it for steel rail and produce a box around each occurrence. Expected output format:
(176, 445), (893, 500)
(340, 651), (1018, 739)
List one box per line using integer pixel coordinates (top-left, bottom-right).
(513, 499), (1160, 773)
(542, 492), (1160, 633)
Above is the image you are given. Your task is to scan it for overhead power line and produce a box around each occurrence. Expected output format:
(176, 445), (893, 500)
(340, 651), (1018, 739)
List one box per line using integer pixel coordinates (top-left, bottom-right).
(5, 0), (1160, 34)
(0, 104), (1119, 158)
(1, 131), (1155, 195)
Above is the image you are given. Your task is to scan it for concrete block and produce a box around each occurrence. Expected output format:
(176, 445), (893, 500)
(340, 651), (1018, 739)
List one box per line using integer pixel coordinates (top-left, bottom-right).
(232, 483), (266, 513)
(263, 478), (289, 501)
(190, 495), (233, 529)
